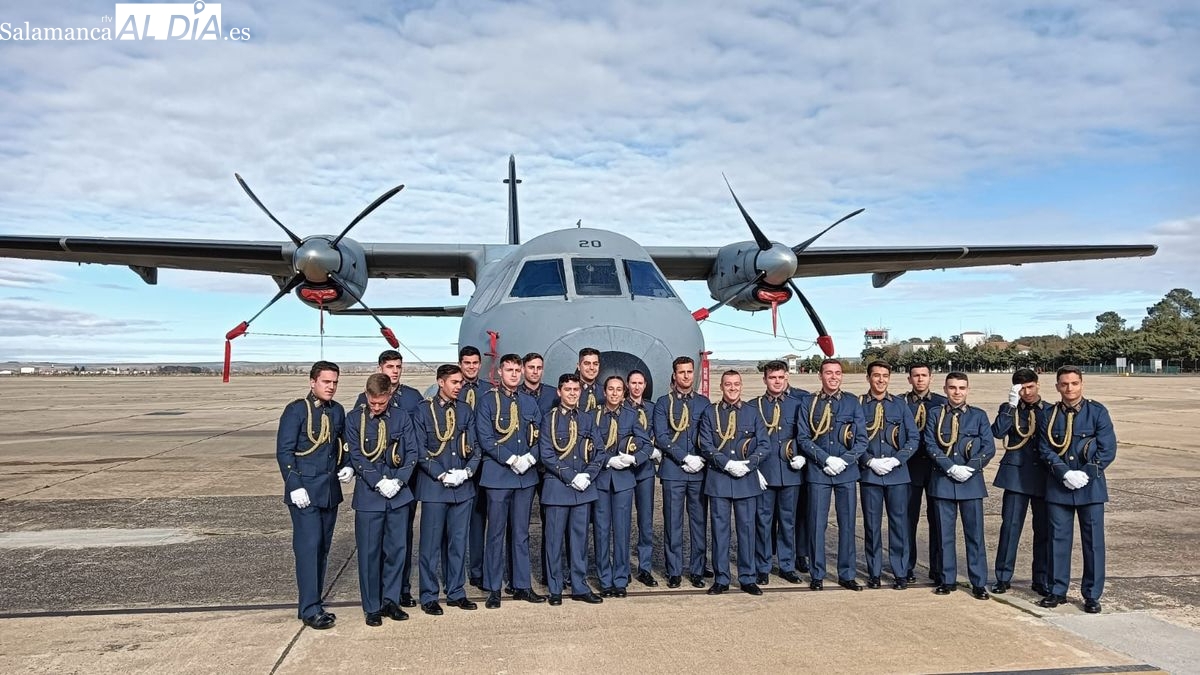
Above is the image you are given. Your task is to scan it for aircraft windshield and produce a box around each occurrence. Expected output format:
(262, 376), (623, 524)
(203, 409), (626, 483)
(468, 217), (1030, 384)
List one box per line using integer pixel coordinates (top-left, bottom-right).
(510, 259), (566, 298)
(624, 259), (676, 299)
(571, 258), (622, 296)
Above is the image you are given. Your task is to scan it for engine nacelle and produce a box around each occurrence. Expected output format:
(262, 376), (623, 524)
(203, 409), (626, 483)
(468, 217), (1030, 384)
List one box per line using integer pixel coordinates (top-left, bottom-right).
(706, 240), (798, 311)
(292, 235), (368, 311)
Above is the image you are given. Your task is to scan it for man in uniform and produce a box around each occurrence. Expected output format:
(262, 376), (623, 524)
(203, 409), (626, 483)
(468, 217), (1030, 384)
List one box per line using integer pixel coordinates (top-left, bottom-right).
(654, 356), (713, 589)
(857, 361), (918, 589)
(457, 345), (493, 590)
(753, 360), (806, 585)
(346, 373), (418, 625)
(539, 373), (607, 605)
(991, 368), (1052, 596)
(521, 352), (559, 415)
(475, 354), (546, 609)
(700, 370), (768, 595)
(627, 369), (661, 587)
(1036, 366), (1117, 614)
(902, 362), (947, 584)
(276, 361), (351, 629)
(797, 358), (867, 591)
(577, 347), (602, 412)
(593, 375), (652, 597)
(412, 364), (480, 615)
(924, 372), (995, 600)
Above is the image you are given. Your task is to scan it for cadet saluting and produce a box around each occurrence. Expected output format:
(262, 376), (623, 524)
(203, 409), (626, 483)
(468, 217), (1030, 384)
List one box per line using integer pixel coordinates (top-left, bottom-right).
(1036, 366), (1117, 614)
(276, 361), (352, 630)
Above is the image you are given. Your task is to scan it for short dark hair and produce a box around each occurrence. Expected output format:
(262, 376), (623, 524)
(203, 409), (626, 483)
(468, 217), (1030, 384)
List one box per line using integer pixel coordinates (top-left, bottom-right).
(377, 350), (402, 365)
(436, 364), (462, 380)
(762, 360), (788, 375)
(672, 356), (694, 372)
(867, 360), (892, 375)
(309, 361), (339, 380)
(498, 353), (522, 367)
(1012, 368), (1038, 385)
(819, 358), (842, 372)
(721, 369), (740, 379)
(365, 373), (392, 397)
(578, 347), (600, 360)
(1056, 365), (1083, 381)
(945, 371), (969, 383)
(603, 374), (626, 390)
(522, 352), (544, 365)
(908, 362), (931, 374)
(558, 373), (582, 387)
(458, 346), (481, 361)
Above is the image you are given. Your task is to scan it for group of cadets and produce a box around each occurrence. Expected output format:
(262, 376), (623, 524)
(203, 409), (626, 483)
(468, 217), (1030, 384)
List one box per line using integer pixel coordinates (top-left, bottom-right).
(276, 350), (1117, 629)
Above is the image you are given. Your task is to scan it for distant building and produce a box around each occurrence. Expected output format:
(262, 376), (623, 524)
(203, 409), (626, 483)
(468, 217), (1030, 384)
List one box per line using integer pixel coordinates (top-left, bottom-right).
(960, 331), (986, 348)
(0, 370), (12, 376)
(19, 367), (35, 375)
(863, 328), (890, 349)
(780, 354), (803, 374)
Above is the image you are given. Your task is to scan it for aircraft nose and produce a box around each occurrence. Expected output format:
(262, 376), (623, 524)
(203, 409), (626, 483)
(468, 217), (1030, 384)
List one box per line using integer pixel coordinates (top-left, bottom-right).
(543, 327), (673, 400)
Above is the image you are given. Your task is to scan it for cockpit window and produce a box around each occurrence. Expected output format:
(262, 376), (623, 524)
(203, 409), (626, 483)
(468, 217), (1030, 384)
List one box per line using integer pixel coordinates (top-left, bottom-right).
(510, 259), (566, 298)
(624, 259), (676, 298)
(571, 258), (622, 296)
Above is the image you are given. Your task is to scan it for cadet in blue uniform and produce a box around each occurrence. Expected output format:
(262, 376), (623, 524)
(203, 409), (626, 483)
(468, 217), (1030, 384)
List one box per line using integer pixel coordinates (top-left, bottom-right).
(457, 346), (493, 590)
(521, 352), (559, 415)
(475, 353), (546, 609)
(788, 382), (812, 575)
(700, 371), (768, 595)
(990, 368), (1052, 596)
(353, 349), (423, 608)
(902, 362), (947, 584)
(540, 373), (608, 605)
(753, 360), (805, 585)
(276, 361), (351, 629)
(923, 372), (995, 599)
(576, 347), (603, 413)
(857, 361), (918, 589)
(654, 356), (714, 589)
(412, 364), (481, 615)
(626, 370), (660, 587)
(592, 375), (653, 597)
(1035, 366), (1117, 614)
(347, 374), (418, 626)
(797, 358), (868, 591)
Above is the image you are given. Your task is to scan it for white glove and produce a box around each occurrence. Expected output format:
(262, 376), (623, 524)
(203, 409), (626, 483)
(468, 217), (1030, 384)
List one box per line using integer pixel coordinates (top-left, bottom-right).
(650, 448), (662, 462)
(883, 457), (902, 471)
(522, 452), (537, 467)
(1008, 384), (1022, 408)
(337, 466), (354, 484)
(622, 453), (637, 468)
(867, 458), (889, 476)
(683, 455), (705, 473)
(1063, 470), (1090, 490)
(789, 455), (807, 471)
(757, 470), (768, 490)
(289, 488), (311, 509)
(510, 455), (531, 475)
(506, 454), (520, 468)
(376, 477), (400, 499)
(607, 456), (626, 470)
(824, 456), (848, 476)
(725, 460), (750, 478)
(442, 470), (465, 488)
(570, 473), (591, 491)
(947, 465), (971, 482)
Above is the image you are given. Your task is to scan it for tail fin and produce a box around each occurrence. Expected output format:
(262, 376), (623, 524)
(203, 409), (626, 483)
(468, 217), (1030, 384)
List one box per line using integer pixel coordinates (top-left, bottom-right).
(504, 154), (521, 245)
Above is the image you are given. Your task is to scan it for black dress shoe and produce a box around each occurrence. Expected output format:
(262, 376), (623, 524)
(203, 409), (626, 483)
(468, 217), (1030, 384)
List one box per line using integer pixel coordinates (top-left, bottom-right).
(485, 592), (501, 609)
(1031, 583), (1051, 597)
(513, 589), (547, 604)
(756, 572), (770, 586)
(447, 597), (478, 610)
(636, 570), (659, 587)
(667, 575), (682, 588)
(905, 573), (917, 584)
(972, 586), (990, 600)
(809, 580), (823, 591)
(703, 568), (714, 578)
(504, 585), (515, 596)
(867, 577), (881, 589)
(600, 587), (615, 598)
(571, 592), (603, 604)
(381, 603), (409, 621)
(1038, 594), (1066, 608)
(740, 583), (763, 596)
(468, 576), (483, 589)
(779, 570), (802, 584)
(689, 574), (706, 589)
(614, 587), (627, 598)
(303, 612), (335, 629)
(838, 579), (864, 591)
(1083, 599), (1102, 614)
(548, 594), (562, 606)
(991, 582), (1010, 594)
(399, 593), (417, 608)
(706, 583), (728, 595)
(796, 558), (810, 574)
(365, 612), (382, 627)
(421, 602), (443, 616)
(934, 584), (955, 595)
(892, 579), (908, 590)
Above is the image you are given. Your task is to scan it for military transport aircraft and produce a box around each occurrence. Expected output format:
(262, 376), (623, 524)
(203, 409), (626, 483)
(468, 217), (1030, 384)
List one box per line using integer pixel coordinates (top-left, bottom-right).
(0, 156), (1156, 397)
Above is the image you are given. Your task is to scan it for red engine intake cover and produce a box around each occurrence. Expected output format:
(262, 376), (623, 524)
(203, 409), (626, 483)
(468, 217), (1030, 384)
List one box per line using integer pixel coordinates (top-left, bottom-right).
(754, 287), (792, 304)
(299, 287), (340, 303)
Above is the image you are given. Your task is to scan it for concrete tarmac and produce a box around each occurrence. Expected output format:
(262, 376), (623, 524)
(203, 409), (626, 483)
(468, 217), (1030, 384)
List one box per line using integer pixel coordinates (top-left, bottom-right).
(0, 372), (1195, 674)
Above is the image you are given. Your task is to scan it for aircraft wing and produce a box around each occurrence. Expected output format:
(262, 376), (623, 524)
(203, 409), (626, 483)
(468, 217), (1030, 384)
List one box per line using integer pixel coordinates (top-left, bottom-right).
(647, 244), (1159, 282)
(0, 236), (491, 281)
(331, 306), (467, 317)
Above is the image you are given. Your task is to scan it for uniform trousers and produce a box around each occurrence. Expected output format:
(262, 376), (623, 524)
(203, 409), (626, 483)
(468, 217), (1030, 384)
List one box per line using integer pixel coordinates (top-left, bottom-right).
(662, 480), (707, 577)
(710, 495), (757, 586)
(419, 500), (473, 604)
(808, 482), (858, 582)
(994, 491), (1049, 588)
(1046, 501), (1105, 600)
(860, 483), (909, 579)
(355, 506), (410, 613)
(484, 485), (535, 592)
(289, 503), (338, 620)
(545, 504), (592, 596)
(594, 487), (634, 589)
(756, 484), (799, 574)
(934, 497), (987, 588)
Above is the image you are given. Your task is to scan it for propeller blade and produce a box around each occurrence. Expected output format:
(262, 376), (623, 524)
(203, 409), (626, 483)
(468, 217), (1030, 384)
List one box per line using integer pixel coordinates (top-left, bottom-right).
(723, 174), (772, 251)
(692, 271), (766, 322)
(792, 208), (865, 254)
(234, 173), (303, 246)
(787, 279), (835, 356)
(226, 272), (304, 340)
(331, 184), (405, 247)
(329, 271), (399, 347)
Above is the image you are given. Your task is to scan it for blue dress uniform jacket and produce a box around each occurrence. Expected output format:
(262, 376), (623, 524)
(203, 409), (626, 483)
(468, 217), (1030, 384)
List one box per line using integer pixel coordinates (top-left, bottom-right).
(276, 394), (347, 508)
(753, 392), (804, 576)
(592, 404), (652, 590)
(903, 389), (948, 580)
(412, 397), (480, 503)
(476, 387), (542, 490)
(797, 391), (868, 484)
(578, 380), (602, 414)
(858, 393), (918, 486)
(593, 406), (653, 493)
(923, 404), (996, 500)
(539, 406), (608, 505)
(627, 398), (658, 577)
(699, 401), (768, 499)
(754, 394), (804, 487)
(522, 382), (559, 416)
(346, 404), (419, 511)
(627, 399), (658, 483)
(1036, 400), (1116, 506)
(653, 391), (713, 482)
(992, 400), (1051, 496)
(458, 378), (494, 410)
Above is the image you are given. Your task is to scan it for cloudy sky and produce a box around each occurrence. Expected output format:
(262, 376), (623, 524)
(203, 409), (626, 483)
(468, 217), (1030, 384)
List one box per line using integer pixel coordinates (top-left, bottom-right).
(0, 0), (1196, 365)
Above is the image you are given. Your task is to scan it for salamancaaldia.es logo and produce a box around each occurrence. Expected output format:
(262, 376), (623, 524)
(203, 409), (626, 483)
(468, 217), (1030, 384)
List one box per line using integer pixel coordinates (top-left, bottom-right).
(1, 2), (250, 41)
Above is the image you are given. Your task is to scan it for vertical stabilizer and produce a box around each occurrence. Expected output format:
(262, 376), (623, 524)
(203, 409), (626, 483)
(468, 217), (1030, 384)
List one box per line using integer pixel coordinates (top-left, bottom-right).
(504, 155), (521, 245)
